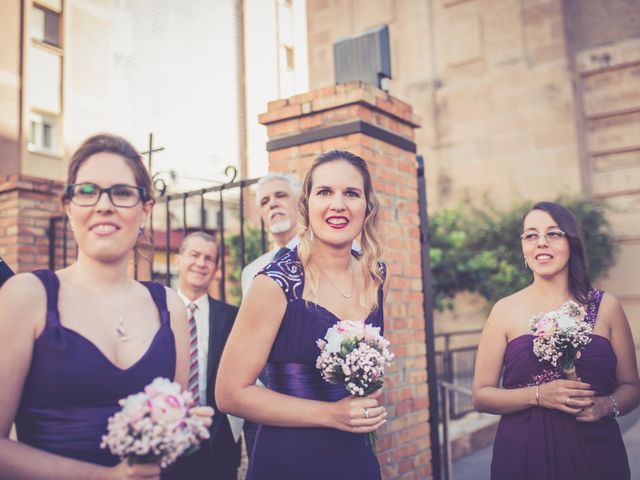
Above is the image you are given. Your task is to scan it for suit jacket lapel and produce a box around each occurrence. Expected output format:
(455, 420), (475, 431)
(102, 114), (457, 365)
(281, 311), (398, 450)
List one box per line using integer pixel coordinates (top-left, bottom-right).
(207, 297), (226, 386)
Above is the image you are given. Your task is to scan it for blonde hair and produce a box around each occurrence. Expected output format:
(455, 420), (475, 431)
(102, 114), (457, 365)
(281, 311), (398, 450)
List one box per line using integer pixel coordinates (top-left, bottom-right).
(297, 150), (384, 313)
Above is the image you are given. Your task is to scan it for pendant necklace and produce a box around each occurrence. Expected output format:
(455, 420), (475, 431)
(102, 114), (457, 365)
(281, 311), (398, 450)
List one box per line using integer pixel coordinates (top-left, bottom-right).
(115, 316), (131, 342)
(322, 260), (354, 299)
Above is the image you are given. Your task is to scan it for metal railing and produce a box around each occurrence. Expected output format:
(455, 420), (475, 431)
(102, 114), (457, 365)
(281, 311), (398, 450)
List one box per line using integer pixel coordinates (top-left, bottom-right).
(435, 329), (482, 420)
(440, 381), (474, 480)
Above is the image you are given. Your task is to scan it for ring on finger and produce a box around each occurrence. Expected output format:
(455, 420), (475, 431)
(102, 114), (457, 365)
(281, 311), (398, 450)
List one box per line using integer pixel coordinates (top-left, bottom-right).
(364, 408), (369, 419)
(565, 398), (570, 406)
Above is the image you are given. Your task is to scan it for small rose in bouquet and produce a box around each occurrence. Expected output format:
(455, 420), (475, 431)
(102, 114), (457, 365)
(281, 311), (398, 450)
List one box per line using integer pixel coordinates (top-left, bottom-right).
(529, 300), (592, 380)
(101, 377), (210, 468)
(316, 319), (394, 454)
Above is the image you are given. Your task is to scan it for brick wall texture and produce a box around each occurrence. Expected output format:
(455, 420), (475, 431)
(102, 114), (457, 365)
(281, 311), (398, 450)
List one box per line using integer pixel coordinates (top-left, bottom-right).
(0, 175), (66, 273)
(261, 81), (432, 479)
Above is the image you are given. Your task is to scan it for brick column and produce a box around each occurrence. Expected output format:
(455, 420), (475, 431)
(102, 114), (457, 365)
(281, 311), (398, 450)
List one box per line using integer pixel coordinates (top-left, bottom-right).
(260, 81), (431, 479)
(0, 175), (66, 273)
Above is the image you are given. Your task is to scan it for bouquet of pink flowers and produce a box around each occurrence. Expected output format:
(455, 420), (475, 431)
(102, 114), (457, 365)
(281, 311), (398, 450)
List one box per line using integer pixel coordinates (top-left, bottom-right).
(529, 299), (591, 380)
(316, 319), (394, 454)
(101, 377), (210, 468)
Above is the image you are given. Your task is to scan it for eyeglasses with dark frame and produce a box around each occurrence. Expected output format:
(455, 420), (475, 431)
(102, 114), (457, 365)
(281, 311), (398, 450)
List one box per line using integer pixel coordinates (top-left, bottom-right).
(65, 183), (147, 208)
(520, 229), (566, 243)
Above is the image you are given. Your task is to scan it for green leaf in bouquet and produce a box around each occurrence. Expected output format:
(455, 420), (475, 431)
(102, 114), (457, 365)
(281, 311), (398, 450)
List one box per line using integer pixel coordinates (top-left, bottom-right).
(127, 454), (158, 466)
(340, 339), (358, 356)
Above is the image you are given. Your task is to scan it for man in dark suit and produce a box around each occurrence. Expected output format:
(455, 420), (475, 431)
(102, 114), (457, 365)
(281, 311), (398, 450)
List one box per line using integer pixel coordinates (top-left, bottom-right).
(169, 231), (241, 480)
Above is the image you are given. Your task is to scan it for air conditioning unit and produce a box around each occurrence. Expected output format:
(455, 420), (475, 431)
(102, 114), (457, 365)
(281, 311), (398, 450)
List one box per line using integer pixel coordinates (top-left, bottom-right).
(333, 25), (391, 90)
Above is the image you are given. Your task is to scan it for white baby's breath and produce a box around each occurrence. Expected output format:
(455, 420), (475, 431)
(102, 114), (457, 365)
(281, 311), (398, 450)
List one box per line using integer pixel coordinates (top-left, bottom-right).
(101, 377), (209, 468)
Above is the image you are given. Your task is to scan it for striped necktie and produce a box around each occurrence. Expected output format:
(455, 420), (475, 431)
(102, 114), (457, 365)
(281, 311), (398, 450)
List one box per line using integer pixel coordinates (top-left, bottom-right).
(187, 302), (200, 406)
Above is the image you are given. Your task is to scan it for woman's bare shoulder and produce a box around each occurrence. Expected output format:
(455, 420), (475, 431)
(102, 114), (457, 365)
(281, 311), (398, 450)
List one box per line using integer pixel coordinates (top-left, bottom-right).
(1, 272), (46, 305)
(490, 288), (528, 318)
(598, 291), (627, 325)
(0, 273), (47, 331)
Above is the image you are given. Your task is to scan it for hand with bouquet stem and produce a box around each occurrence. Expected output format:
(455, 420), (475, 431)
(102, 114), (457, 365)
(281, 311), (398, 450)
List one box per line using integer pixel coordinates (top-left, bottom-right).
(536, 378), (618, 422)
(536, 379), (595, 414)
(108, 460), (162, 480)
(329, 389), (387, 433)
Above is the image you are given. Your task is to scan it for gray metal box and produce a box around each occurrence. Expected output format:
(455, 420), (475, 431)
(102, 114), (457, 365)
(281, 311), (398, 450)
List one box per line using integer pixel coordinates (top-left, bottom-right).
(333, 25), (391, 89)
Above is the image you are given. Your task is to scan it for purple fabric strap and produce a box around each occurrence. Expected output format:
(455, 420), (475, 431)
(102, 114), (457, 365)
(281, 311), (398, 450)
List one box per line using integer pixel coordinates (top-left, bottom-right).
(586, 288), (604, 328)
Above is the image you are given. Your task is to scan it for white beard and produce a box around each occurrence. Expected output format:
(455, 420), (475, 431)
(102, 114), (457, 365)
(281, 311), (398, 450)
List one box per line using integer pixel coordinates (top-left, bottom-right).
(269, 219), (292, 234)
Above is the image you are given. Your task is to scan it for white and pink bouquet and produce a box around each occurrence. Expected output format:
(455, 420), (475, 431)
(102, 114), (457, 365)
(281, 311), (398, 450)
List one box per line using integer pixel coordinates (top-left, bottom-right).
(529, 300), (591, 380)
(101, 377), (210, 468)
(316, 319), (394, 453)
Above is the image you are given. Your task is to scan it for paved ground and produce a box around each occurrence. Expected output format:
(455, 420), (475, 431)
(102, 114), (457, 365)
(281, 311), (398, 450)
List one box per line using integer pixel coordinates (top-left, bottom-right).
(452, 406), (640, 480)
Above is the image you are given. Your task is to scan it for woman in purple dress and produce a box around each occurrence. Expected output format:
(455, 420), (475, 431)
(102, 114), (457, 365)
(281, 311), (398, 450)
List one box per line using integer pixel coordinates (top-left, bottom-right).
(217, 150), (388, 479)
(473, 201), (640, 479)
(0, 135), (200, 479)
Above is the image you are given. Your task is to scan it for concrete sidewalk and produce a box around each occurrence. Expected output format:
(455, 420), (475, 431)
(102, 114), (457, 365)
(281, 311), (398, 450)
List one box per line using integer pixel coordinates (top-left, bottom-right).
(452, 406), (640, 480)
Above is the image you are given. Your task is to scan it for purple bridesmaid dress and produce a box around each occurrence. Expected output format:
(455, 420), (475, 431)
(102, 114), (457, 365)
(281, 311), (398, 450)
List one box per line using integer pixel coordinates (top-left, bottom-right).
(246, 248), (383, 480)
(491, 289), (630, 479)
(15, 270), (176, 466)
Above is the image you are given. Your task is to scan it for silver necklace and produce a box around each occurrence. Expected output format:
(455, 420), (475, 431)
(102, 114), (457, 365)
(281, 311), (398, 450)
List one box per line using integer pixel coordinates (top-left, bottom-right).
(115, 316), (131, 342)
(321, 261), (354, 299)
(114, 282), (136, 342)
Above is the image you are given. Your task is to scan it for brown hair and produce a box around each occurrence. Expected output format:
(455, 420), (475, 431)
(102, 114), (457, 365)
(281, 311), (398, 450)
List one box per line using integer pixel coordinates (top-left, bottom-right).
(62, 133), (154, 203)
(523, 201), (591, 304)
(63, 134), (155, 263)
(297, 150), (384, 312)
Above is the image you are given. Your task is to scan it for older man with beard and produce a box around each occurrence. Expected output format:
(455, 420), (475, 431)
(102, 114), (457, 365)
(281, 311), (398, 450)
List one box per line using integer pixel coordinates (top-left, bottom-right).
(241, 173), (302, 296)
(239, 173), (301, 456)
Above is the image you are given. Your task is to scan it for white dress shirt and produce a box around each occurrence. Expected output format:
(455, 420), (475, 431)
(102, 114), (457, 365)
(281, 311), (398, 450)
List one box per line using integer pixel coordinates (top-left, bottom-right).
(178, 290), (244, 442)
(240, 236), (300, 296)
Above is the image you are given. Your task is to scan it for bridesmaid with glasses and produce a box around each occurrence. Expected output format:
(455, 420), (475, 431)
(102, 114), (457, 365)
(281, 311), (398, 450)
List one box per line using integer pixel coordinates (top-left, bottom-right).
(473, 201), (640, 479)
(0, 134), (211, 479)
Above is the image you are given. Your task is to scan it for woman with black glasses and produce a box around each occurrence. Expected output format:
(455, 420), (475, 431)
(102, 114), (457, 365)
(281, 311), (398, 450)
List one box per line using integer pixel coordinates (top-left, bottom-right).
(472, 201), (639, 479)
(0, 134), (211, 479)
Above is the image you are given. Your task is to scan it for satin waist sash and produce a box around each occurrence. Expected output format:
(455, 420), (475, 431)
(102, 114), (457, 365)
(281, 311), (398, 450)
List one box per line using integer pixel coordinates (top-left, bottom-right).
(265, 362), (348, 402)
(16, 404), (119, 466)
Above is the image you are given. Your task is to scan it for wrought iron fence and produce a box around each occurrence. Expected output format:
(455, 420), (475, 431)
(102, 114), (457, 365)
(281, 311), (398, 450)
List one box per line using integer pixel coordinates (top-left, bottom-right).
(48, 168), (266, 305)
(48, 216), (77, 270)
(435, 329), (482, 420)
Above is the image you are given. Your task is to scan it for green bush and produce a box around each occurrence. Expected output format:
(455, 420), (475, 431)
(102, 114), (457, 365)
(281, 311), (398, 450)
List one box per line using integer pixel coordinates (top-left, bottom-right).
(225, 227), (265, 305)
(429, 198), (618, 310)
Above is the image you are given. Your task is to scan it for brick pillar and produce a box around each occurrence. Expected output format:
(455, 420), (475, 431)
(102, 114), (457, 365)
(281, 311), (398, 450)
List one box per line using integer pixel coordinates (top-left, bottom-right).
(260, 81), (431, 479)
(0, 175), (66, 273)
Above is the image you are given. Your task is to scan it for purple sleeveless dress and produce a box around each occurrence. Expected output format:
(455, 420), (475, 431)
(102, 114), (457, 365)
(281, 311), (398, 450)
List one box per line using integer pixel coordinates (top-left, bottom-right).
(15, 270), (176, 467)
(491, 289), (630, 479)
(246, 249), (384, 480)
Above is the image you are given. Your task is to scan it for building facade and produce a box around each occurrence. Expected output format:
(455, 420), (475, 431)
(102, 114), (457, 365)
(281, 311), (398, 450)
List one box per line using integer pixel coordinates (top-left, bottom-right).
(306, 0), (640, 353)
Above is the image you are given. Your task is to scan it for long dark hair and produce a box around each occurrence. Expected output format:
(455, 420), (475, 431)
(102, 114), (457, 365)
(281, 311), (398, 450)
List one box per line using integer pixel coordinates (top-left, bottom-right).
(523, 201), (591, 304)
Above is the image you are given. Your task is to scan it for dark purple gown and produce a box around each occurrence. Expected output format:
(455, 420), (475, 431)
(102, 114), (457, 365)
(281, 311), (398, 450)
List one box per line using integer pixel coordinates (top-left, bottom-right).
(491, 289), (630, 479)
(15, 270), (176, 466)
(246, 249), (383, 480)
